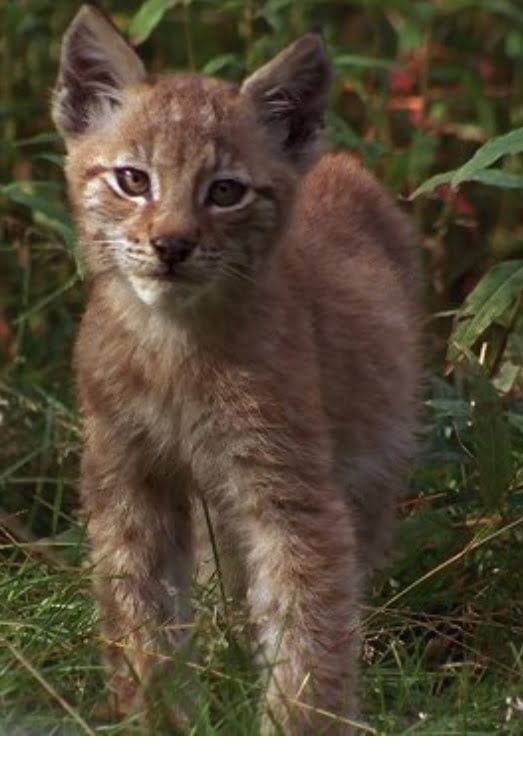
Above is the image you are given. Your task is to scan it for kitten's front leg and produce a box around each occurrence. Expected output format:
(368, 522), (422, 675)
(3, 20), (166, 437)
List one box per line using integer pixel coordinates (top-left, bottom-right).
(244, 488), (361, 735)
(82, 440), (193, 722)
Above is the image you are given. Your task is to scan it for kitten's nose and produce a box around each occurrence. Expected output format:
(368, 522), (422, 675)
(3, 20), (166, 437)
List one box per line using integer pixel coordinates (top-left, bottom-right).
(150, 235), (196, 268)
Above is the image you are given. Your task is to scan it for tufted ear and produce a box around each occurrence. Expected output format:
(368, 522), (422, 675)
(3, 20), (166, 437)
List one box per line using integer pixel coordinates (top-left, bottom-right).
(52, 4), (146, 140)
(241, 34), (332, 169)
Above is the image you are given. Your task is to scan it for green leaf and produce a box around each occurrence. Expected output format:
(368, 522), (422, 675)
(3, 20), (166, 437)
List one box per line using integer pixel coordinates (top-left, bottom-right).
(397, 19), (425, 55)
(202, 54), (241, 77)
(334, 54), (396, 71)
(410, 127), (523, 198)
(409, 171), (455, 199)
(128, 0), (178, 46)
(1, 182), (74, 246)
(468, 362), (513, 510)
(34, 153), (65, 167)
(15, 131), (61, 148)
(454, 127), (523, 185)
(469, 168), (523, 189)
(326, 111), (362, 149)
(448, 260), (523, 362)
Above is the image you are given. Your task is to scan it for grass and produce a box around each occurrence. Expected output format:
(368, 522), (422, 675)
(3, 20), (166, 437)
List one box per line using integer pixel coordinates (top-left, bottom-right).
(1, 0), (523, 735)
(1, 521), (522, 735)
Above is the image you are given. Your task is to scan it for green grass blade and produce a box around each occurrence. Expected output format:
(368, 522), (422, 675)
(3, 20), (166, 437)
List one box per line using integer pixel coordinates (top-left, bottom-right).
(447, 260), (523, 362)
(468, 363), (513, 510)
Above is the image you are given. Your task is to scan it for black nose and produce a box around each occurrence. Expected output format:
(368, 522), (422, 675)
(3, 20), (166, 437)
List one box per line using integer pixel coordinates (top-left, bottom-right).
(151, 235), (196, 267)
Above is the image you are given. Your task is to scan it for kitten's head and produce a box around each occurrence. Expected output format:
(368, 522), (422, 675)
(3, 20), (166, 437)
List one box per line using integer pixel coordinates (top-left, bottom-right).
(52, 4), (331, 309)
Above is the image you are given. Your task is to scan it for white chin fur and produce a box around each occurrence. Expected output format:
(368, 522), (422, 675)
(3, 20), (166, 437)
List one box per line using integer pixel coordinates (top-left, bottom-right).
(129, 275), (169, 306)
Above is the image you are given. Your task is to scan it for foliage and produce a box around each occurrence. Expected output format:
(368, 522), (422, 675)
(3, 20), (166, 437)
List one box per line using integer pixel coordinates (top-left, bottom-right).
(1, 0), (522, 735)
(410, 127), (523, 197)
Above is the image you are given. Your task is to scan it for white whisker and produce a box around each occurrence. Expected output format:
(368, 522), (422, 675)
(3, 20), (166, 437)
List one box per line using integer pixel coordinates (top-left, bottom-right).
(222, 263), (258, 287)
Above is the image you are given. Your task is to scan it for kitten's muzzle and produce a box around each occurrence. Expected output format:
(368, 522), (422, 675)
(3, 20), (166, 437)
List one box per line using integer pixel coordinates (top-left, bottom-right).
(150, 234), (196, 273)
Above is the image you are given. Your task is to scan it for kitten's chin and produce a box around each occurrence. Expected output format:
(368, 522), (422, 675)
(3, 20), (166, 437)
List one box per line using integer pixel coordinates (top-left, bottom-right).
(128, 274), (174, 307)
(127, 273), (204, 309)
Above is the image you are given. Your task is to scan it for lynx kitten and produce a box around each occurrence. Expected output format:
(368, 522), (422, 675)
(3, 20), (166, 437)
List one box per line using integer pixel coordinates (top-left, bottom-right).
(53, 4), (421, 734)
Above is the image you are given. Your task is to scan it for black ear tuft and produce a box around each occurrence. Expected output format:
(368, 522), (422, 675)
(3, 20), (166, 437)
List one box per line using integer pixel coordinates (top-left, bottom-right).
(52, 4), (146, 140)
(241, 34), (332, 169)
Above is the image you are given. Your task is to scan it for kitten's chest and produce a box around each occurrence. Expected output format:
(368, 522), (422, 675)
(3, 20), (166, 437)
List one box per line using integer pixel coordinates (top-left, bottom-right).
(129, 342), (251, 470)
(84, 297), (271, 484)
(126, 346), (202, 465)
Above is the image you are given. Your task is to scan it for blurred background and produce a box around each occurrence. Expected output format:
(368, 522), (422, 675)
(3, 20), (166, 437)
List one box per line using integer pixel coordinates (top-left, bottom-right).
(1, 0), (522, 735)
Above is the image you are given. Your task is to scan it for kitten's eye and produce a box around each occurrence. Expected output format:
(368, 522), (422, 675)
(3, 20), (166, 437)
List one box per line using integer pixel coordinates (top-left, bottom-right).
(207, 179), (247, 208)
(114, 167), (150, 197)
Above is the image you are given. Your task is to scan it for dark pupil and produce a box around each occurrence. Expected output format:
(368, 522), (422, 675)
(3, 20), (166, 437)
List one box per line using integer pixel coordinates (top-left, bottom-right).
(127, 171), (142, 188)
(210, 180), (245, 206)
(118, 168), (147, 194)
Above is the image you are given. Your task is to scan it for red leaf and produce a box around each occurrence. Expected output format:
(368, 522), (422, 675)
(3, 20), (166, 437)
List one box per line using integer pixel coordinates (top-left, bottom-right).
(389, 68), (416, 94)
(478, 58), (495, 82)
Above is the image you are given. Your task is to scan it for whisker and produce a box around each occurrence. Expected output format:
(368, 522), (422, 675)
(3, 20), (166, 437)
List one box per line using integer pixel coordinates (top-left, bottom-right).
(88, 241), (129, 247)
(221, 263), (258, 287)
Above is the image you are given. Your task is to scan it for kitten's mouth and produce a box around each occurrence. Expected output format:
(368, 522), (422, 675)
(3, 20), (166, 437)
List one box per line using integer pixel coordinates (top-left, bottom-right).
(140, 267), (197, 283)
(145, 269), (177, 280)
(129, 270), (198, 306)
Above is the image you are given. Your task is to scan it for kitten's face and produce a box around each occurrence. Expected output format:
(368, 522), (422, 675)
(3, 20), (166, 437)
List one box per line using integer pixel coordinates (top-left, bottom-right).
(53, 6), (331, 310)
(67, 76), (295, 308)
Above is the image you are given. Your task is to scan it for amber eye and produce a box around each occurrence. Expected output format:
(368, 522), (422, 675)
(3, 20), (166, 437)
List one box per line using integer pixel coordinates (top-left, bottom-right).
(207, 179), (247, 208)
(114, 167), (150, 197)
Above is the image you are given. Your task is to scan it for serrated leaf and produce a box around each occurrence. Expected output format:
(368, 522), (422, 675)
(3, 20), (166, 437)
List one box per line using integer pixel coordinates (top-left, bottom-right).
(468, 362), (513, 510)
(448, 260), (523, 362)
(128, 0), (178, 46)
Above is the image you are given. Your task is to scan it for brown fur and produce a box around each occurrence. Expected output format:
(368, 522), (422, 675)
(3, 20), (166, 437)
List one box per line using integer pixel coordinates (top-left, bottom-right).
(53, 5), (422, 734)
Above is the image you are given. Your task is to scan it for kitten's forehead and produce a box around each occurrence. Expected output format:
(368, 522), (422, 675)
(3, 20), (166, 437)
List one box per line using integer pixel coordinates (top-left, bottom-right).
(120, 74), (245, 168)
(138, 75), (239, 135)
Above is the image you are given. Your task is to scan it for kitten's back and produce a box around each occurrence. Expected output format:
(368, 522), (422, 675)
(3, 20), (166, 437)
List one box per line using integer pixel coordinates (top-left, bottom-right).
(280, 151), (422, 566)
(292, 151), (420, 297)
